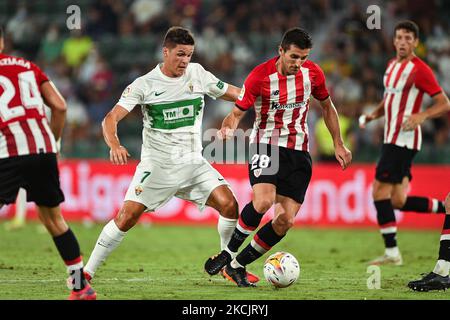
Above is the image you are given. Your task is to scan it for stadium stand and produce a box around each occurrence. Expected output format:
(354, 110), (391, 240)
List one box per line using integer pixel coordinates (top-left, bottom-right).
(0, 0), (448, 161)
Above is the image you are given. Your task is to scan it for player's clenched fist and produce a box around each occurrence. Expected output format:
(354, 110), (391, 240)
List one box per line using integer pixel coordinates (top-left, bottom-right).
(110, 145), (130, 165)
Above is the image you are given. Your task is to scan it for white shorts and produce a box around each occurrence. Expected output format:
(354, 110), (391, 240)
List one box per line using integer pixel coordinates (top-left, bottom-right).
(124, 156), (229, 212)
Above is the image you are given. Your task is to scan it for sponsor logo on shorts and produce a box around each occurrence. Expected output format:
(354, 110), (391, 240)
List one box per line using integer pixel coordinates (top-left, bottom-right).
(135, 185), (143, 196)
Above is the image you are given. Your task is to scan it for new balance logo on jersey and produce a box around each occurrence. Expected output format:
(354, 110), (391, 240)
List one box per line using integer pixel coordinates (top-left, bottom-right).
(163, 105), (194, 121)
(272, 90), (279, 96)
(270, 101), (307, 110)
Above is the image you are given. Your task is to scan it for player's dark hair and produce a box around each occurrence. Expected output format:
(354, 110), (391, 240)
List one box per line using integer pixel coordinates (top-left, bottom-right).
(280, 27), (313, 51)
(0, 25), (3, 39)
(163, 26), (195, 48)
(394, 20), (419, 39)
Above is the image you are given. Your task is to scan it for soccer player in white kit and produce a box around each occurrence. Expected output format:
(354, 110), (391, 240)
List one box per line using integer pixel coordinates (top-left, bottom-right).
(84, 26), (259, 284)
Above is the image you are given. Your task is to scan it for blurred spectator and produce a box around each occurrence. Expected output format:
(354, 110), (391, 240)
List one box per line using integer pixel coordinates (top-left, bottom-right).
(314, 108), (356, 162)
(196, 26), (229, 63)
(131, 0), (164, 26)
(38, 25), (64, 64)
(61, 30), (93, 68)
(6, 2), (39, 55)
(2, 0), (447, 161)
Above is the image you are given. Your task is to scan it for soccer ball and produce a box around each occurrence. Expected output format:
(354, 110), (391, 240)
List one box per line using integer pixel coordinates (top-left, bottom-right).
(263, 251), (300, 288)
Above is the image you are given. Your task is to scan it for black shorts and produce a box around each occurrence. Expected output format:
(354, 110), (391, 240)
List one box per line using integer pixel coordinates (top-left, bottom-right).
(0, 153), (65, 207)
(248, 143), (312, 204)
(375, 144), (418, 184)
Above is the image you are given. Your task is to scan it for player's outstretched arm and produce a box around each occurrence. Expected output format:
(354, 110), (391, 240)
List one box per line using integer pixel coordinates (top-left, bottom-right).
(319, 97), (352, 170)
(402, 92), (450, 131)
(359, 98), (385, 129)
(218, 106), (245, 140)
(219, 84), (241, 102)
(40, 81), (67, 141)
(102, 104), (131, 165)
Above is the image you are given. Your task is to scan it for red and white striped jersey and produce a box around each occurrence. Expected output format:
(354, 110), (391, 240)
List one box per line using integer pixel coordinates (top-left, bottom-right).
(0, 53), (57, 159)
(382, 56), (442, 150)
(236, 57), (329, 151)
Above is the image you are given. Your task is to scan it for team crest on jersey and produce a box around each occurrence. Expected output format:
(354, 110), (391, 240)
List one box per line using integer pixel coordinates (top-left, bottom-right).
(135, 185), (143, 196)
(304, 83), (310, 93)
(254, 168), (262, 178)
(188, 82), (193, 93)
(122, 86), (131, 98)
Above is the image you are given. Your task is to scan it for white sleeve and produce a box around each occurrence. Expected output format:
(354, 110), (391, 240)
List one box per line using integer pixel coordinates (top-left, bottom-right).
(197, 64), (229, 99)
(116, 78), (145, 111)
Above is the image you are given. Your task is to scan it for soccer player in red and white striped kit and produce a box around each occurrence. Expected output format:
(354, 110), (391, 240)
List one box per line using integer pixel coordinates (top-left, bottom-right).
(408, 193), (450, 291)
(205, 27), (352, 286)
(359, 21), (450, 288)
(0, 26), (96, 299)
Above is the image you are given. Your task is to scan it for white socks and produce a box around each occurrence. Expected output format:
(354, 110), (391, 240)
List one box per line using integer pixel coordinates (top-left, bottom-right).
(385, 247), (400, 257)
(15, 188), (27, 222)
(85, 220), (126, 278)
(217, 215), (237, 257)
(433, 259), (450, 277)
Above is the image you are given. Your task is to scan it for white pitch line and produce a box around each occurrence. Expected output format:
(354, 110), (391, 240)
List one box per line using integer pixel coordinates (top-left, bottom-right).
(0, 277), (366, 283)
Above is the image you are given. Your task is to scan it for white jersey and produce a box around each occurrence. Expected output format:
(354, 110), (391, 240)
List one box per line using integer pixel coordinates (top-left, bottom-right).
(117, 63), (228, 160)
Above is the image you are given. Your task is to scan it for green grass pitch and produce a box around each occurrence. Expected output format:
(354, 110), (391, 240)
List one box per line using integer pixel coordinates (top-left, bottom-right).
(0, 221), (448, 300)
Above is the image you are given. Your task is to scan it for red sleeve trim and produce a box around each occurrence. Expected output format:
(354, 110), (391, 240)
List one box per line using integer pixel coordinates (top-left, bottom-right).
(430, 90), (442, 98)
(235, 103), (249, 111)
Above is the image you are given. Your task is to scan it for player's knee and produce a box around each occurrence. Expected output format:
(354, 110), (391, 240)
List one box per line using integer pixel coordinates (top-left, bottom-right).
(253, 198), (274, 214)
(218, 198), (238, 219)
(273, 214), (294, 234)
(114, 208), (141, 231)
(253, 193), (275, 213)
(391, 197), (405, 209)
(371, 185), (382, 200)
(372, 184), (390, 201)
